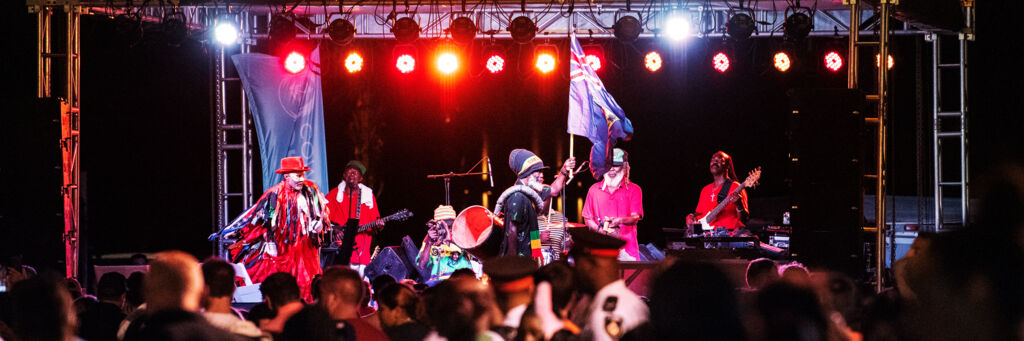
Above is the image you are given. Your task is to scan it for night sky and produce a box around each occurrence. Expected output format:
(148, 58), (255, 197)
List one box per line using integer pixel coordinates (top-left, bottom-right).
(1, 1), (1021, 275)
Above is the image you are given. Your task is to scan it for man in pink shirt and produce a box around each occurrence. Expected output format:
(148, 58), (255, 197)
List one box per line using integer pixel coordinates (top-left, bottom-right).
(582, 148), (644, 260)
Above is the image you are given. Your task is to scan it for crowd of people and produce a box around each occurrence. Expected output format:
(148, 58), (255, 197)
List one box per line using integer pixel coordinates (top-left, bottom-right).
(1, 206), (1022, 341)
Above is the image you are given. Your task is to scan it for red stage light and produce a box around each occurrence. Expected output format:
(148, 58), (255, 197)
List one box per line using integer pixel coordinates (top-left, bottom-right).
(713, 52), (730, 73)
(396, 54), (416, 73)
(824, 51), (843, 72)
(773, 52), (791, 72)
(645, 51), (662, 72)
(486, 55), (505, 73)
(584, 54), (602, 71)
(284, 52), (306, 74)
(437, 52), (459, 75)
(345, 52), (363, 73)
(536, 53), (556, 73)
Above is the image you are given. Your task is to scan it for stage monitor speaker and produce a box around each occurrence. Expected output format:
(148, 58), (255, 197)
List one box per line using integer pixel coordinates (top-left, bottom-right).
(365, 247), (408, 282)
(787, 88), (866, 276)
(365, 243), (423, 282)
(400, 236), (425, 281)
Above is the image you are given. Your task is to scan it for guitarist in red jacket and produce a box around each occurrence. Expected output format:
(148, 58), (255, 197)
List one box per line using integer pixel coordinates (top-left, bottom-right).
(326, 160), (382, 276)
(686, 151), (751, 237)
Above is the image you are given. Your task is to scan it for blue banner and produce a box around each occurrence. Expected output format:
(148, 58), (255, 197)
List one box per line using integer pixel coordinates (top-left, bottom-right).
(567, 34), (634, 179)
(232, 49), (329, 192)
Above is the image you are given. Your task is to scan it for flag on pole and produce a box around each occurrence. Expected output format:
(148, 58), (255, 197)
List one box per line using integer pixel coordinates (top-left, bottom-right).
(567, 34), (634, 179)
(233, 48), (329, 192)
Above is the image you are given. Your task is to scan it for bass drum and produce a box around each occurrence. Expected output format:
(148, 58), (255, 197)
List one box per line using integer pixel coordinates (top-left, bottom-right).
(451, 205), (505, 260)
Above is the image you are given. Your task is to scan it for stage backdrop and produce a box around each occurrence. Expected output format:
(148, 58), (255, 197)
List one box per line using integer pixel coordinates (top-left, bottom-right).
(233, 49), (329, 191)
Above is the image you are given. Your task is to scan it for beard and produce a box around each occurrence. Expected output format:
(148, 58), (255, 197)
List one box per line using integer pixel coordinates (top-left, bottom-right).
(603, 170), (625, 190)
(526, 176), (545, 192)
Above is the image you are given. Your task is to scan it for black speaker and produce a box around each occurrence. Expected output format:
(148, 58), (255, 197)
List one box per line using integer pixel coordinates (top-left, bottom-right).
(0, 98), (65, 268)
(365, 247), (409, 282)
(787, 89), (865, 275)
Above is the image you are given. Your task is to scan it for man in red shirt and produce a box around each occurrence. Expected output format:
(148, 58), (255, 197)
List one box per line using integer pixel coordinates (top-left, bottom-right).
(582, 148), (644, 260)
(686, 151), (749, 236)
(325, 160), (381, 276)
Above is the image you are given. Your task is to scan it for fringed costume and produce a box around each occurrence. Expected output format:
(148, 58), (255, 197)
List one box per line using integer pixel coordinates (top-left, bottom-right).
(215, 180), (330, 301)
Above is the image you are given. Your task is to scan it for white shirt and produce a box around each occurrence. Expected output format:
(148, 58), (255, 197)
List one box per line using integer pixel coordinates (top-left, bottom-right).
(202, 311), (268, 340)
(580, 280), (649, 341)
(502, 304), (529, 329)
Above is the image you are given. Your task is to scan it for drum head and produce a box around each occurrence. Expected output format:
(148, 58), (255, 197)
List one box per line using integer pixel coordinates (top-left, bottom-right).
(452, 205), (494, 249)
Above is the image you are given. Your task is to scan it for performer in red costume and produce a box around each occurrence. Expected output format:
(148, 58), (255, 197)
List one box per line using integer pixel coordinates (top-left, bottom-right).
(325, 160), (381, 277)
(211, 156), (331, 302)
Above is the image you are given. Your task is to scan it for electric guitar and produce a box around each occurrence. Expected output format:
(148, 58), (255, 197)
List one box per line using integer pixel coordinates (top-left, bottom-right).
(695, 167), (761, 232)
(328, 208), (414, 243)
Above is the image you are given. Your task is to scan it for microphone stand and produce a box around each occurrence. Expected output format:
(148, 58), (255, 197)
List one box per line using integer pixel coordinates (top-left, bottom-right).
(426, 157), (493, 205)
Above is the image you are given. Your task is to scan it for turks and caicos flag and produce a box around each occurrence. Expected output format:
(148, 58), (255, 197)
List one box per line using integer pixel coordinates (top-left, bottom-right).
(567, 34), (634, 179)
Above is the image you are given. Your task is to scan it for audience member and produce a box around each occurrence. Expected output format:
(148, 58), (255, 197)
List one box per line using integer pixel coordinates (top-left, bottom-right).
(745, 258), (779, 291)
(424, 277), (502, 341)
(568, 228), (648, 341)
(317, 266), (389, 340)
(121, 250), (235, 341)
(280, 304), (350, 341)
(483, 255), (538, 340)
(200, 258), (265, 340)
(79, 272), (127, 341)
(779, 261), (812, 286)
(532, 261), (580, 335)
(448, 268), (477, 281)
(9, 275), (76, 341)
(124, 271), (146, 313)
(647, 260), (743, 341)
(377, 283), (429, 341)
(130, 254), (149, 265)
(754, 282), (831, 341)
(257, 272), (305, 334)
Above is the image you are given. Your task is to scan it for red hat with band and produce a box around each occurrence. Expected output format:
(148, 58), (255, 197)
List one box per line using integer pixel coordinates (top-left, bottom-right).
(275, 156), (311, 174)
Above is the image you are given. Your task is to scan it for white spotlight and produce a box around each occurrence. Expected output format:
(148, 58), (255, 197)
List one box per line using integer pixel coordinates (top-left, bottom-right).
(214, 21), (239, 45)
(664, 16), (690, 41)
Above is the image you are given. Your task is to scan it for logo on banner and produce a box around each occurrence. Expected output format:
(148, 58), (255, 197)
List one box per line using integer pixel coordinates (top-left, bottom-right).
(278, 77), (314, 121)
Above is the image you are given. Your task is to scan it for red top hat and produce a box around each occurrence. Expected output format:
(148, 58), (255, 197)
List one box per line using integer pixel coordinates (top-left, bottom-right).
(275, 156), (311, 174)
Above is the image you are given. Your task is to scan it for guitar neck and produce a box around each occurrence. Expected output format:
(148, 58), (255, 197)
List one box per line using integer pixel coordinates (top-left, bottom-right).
(357, 218), (387, 233)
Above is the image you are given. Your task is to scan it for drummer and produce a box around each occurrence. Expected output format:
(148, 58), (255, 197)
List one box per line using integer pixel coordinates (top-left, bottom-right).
(497, 149), (576, 260)
(582, 148), (643, 261)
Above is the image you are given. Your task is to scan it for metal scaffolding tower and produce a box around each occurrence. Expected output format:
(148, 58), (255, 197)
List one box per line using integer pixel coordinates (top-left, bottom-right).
(30, 0), (82, 280)
(845, 0), (892, 292)
(211, 12), (256, 258)
(929, 2), (972, 231)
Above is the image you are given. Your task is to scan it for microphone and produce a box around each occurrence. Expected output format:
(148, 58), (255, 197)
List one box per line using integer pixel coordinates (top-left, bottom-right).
(486, 156), (494, 188)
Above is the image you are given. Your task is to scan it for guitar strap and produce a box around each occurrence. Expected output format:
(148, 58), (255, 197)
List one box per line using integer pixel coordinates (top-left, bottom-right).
(716, 181), (733, 203)
(334, 187), (362, 266)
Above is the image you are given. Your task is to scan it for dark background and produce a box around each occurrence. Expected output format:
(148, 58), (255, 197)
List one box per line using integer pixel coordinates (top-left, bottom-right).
(2, 1), (1021, 275)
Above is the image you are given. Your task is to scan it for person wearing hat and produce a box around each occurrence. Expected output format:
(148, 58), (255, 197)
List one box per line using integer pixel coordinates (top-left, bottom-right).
(496, 149), (576, 259)
(482, 255), (539, 340)
(210, 156), (332, 302)
(416, 205), (473, 284)
(567, 228), (649, 341)
(325, 160), (382, 276)
(582, 148), (644, 261)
